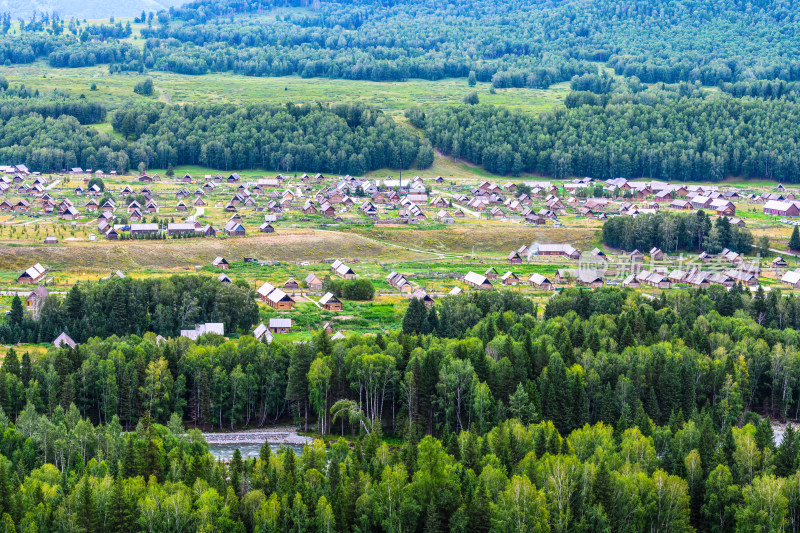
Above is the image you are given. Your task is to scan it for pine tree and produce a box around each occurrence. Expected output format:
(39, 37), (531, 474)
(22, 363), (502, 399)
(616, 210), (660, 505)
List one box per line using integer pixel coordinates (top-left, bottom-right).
(315, 329), (331, 356)
(121, 435), (136, 478)
(259, 437), (272, 463)
(77, 476), (96, 533)
(645, 386), (661, 423)
(619, 325), (634, 350)
(790, 226), (800, 251)
(0, 462), (10, 517)
(286, 344), (313, 431)
(65, 284), (84, 321)
(423, 500), (442, 533)
(2, 349), (18, 378)
(0, 371), (9, 416)
(230, 448), (243, 497)
(426, 306), (439, 335)
(107, 476), (131, 533)
(570, 371), (589, 429)
(402, 298), (427, 335)
(755, 417), (775, 452)
(776, 424), (798, 477)
(593, 459), (613, 519)
(60, 378), (75, 412)
(437, 305), (453, 338)
(19, 353), (30, 385)
(8, 297), (22, 328)
(539, 353), (572, 435)
(466, 481), (491, 533)
(508, 383), (533, 424)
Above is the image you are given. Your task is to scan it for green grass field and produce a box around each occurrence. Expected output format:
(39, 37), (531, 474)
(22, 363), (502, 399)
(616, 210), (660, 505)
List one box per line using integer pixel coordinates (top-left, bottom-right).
(0, 62), (568, 118)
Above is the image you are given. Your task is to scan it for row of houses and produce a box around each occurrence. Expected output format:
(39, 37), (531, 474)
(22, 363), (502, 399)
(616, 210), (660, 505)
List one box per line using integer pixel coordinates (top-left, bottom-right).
(331, 260), (356, 279)
(764, 200), (800, 217)
(257, 281), (296, 310)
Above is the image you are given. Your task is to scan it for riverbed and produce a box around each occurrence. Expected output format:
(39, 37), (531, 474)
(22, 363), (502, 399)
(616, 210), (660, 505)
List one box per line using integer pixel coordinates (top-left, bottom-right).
(202, 427), (313, 460)
(208, 442), (306, 460)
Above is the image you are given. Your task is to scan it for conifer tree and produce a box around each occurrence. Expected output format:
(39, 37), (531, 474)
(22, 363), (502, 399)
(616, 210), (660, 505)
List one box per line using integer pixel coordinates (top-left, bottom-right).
(2, 349), (18, 378)
(19, 353), (30, 385)
(790, 226), (800, 251)
(776, 424), (798, 477)
(0, 462), (10, 517)
(402, 298), (427, 335)
(426, 306), (439, 335)
(467, 480), (491, 533)
(77, 476), (96, 533)
(8, 297), (22, 328)
(107, 476), (131, 533)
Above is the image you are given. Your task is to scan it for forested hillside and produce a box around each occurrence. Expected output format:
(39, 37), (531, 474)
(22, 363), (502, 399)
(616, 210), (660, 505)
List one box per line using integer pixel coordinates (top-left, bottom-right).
(3, 0), (799, 87)
(3, 1), (800, 178)
(140, 0), (800, 87)
(0, 287), (799, 530)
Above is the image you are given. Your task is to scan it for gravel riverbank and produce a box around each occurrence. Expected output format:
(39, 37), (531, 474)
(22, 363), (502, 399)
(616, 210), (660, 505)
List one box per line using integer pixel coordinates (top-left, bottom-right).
(202, 427), (313, 446)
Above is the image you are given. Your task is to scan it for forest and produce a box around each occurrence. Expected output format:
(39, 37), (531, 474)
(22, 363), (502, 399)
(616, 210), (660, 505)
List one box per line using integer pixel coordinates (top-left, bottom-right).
(0, 275), (259, 344)
(601, 212), (754, 255)
(1, 0), (798, 89)
(3, 1), (800, 178)
(0, 96), (429, 173)
(138, 0), (800, 87)
(1, 287), (800, 530)
(408, 95), (800, 181)
(110, 102), (430, 173)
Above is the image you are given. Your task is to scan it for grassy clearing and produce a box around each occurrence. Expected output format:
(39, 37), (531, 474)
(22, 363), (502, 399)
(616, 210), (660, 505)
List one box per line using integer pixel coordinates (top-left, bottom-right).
(0, 344), (49, 362)
(0, 63), (567, 117)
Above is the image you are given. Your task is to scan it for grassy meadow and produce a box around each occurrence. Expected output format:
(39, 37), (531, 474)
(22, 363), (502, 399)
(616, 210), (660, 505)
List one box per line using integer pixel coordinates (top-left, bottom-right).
(0, 62), (568, 118)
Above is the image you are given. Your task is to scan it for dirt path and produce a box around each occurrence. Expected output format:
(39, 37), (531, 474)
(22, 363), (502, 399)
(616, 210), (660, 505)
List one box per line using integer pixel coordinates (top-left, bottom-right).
(188, 206), (205, 222)
(304, 295), (321, 308)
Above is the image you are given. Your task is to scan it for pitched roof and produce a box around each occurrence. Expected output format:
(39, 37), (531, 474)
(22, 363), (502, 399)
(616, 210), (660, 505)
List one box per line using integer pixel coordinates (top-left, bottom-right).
(536, 244), (579, 256)
(130, 223), (159, 231)
(577, 270), (603, 284)
(782, 270), (800, 285)
(267, 288), (293, 304)
(319, 292), (341, 305)
(529, 273), (551, 285)
(23, 263), (46, 279)
(223, 221), (245, 232)
(257, 281), (276, 297)
(253, 323), (273, 343)
(54, 332), (77, 348)
(305, 273), (322, 284)
(27, 285), (49, 300)
(464, 271), (490, 286)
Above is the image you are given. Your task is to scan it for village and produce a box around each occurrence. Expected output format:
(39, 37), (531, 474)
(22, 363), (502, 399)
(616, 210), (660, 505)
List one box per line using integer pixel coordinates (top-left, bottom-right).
(2, 165), (800, 342)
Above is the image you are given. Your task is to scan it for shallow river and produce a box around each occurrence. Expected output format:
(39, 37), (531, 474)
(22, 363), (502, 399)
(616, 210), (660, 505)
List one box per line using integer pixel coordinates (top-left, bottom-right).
(207, 442), (306, 460)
